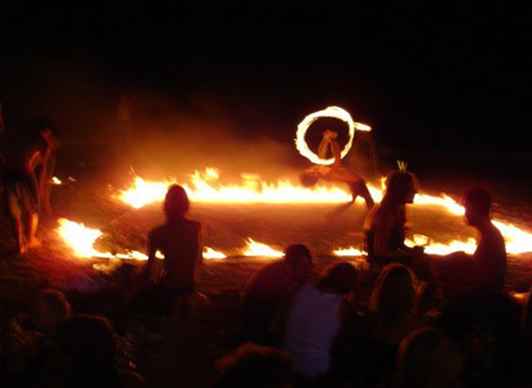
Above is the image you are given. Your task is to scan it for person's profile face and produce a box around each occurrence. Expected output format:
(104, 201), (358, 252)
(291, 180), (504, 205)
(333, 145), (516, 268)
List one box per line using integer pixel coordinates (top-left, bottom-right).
(404, 185), (417, 204)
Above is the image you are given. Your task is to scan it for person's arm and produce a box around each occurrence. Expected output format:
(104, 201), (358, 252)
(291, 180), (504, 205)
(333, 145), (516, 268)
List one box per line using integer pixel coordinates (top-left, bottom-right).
(145, 231), (157, 282)
(329, 138), (344, 167)
(196, 223), (204, 267)
(318, 134), (332, 159)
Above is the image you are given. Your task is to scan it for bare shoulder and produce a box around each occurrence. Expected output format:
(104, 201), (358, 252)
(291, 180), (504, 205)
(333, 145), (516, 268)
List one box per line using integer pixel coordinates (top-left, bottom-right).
(148, 225), (166, 240)
(185, 219), (201, 232)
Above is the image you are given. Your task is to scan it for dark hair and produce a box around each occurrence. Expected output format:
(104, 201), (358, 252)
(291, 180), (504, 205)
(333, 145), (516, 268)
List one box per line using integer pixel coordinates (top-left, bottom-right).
(300, 171), (319, 187)
(370, 264), (416, 322)
(464, 187), (491, 217)
(318, 262), (358, 294)
(214, 343), (293, 388)
(395, 328), (443, 388)
(37, 288), (71, 321)
(384, 170), (418, 204)
(56, 314), (116, 365)
(284, 244), (311, 262)
(164, 184), (190, 221)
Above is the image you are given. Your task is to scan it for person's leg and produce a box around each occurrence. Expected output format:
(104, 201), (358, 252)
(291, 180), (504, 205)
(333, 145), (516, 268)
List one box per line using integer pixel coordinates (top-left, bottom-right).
(349, 179), (375, 209)
(7, 186), (27, 255)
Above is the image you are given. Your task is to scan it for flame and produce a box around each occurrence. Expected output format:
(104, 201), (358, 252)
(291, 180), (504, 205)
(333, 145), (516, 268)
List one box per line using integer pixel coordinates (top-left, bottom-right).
(333, 247), (368, 257)
(203, 246), (227, 260)
(242, 238), (284, 258)
(295, 106), (367, 166)
(57, 218), (147, 260)
(51, 176), (62, 185)
(116, 168), (532, 255)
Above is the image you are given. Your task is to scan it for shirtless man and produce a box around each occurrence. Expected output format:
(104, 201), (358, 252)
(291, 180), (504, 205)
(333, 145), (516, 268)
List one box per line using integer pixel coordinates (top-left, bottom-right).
(0, 118), (56, 254)
(437, 188), (507, 298)
(145, 185), (203, 318)
(300, 130), (374, 209)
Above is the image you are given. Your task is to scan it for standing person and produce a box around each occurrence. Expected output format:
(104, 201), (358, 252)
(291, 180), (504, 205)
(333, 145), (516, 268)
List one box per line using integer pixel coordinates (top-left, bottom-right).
(145, 184), (202, 319)
(300, 130), (374, 209)
(0, 118), (49, 254)
(37, 123), (59, 217)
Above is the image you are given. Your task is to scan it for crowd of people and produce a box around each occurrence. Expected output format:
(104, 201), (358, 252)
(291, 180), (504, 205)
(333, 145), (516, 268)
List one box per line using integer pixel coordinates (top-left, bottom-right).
(1, 108), (531, 387)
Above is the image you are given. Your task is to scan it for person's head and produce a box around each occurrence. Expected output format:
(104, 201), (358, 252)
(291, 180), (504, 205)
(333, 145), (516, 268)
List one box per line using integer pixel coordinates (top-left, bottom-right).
(370, 264), (416, 323)
(299, 170), (320, 188)
(383, 169), (418, 205)
(464, 187), (492, 226)
(317, 262), (358, 295)
(395, 328), (464, 388)
(163, 184), (190, 222)
(56, 314), (116, 367)
(34, 288), (71, 333)
(214, 343), (294, 388)
(284, 244), (313, 286)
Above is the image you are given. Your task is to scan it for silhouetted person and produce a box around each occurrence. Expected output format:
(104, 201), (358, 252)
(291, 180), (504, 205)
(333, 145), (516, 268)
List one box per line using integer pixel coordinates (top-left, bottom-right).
(394, 327), (465, 388)
(241, 244), (314, 345)
(300, 130), (374, 209)
(439, 188), (507, 298)
(214, 343), (295, 388)
(283, 262), (358, 380)
(1, 117), (57, 254)
(366, 264), (418, 387)
(364, 164), (425, 271)
(37, 125), (58, 217)
(145, 184), (202, 318)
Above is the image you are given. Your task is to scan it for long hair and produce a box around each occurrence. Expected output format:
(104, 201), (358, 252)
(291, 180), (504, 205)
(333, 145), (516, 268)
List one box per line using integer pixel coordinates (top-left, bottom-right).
(164, 185), (190, 222)
(382, 170), (418, 206)
(369, 264), (416, 324)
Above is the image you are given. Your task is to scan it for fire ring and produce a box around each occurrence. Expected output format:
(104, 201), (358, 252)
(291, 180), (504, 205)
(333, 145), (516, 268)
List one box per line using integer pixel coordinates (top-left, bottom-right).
(295, 106), (370, 166)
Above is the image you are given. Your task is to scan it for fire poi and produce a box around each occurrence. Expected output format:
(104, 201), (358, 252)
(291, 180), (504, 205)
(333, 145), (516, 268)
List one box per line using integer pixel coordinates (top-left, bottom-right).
(55, 106), (532, 268)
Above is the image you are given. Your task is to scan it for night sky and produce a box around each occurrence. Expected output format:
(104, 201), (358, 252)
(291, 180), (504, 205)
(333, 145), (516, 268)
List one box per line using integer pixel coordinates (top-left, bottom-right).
(1, 4), (531, 179)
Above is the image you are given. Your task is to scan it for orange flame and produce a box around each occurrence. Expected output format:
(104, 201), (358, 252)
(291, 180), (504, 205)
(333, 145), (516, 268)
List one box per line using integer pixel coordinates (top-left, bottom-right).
(51, 176), (62, 185)
(116, 168), (532, 255)
(333, 247), (367, 257)
(58, 219), (239, 264)
(57, 218), (148, 260)
(242, 238), (284, 258)
(203, 247), (227, 260)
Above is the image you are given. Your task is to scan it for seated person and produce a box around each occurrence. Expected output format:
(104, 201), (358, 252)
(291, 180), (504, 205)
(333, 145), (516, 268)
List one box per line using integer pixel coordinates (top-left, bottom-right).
(363, 164), (424, 270)
(145, 185), (202, 319)
(437, 187), (507, 298)
(213, 343), (294, 388)
(282, 262), (358, 380)
(300, 129), (374, 209)
(241, 244), (314, 345)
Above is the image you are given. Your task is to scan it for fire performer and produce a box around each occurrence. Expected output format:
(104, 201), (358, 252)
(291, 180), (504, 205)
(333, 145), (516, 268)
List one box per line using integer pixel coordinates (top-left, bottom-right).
(144, 184), (203, 319)
(300, 130), (374, 209)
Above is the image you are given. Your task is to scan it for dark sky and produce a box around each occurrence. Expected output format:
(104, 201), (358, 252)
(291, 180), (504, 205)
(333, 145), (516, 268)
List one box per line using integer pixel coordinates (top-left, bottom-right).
(1, 4), (531, 162)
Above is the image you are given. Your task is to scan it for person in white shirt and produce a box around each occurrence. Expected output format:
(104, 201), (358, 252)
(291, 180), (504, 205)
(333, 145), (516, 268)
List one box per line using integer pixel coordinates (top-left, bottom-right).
(283, 262), (358, 380)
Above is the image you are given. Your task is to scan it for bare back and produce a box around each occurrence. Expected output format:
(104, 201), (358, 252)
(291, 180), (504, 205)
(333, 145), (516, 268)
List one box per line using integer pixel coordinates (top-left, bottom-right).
(148, 219), (202, 289)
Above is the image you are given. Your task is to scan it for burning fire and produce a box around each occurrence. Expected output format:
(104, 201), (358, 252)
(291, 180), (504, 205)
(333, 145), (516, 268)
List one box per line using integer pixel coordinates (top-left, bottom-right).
(59, 168), (532, 264)
(333, 247), (367, 257)
(203, 247), (227, 260)
(51, 176), (62, 185)
(116, 168), (532, 255)
(242, 238), (284, 258)
(295, 106), (371, 166)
